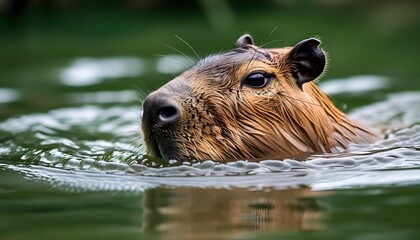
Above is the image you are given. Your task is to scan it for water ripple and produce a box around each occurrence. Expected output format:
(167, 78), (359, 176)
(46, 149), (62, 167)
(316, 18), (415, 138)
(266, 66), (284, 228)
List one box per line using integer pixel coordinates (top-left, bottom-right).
(0, 92), (419, 192)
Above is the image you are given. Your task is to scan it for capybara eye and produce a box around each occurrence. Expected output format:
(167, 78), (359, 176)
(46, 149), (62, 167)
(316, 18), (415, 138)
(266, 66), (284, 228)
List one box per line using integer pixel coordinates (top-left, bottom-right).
(242, 72), (271, 89)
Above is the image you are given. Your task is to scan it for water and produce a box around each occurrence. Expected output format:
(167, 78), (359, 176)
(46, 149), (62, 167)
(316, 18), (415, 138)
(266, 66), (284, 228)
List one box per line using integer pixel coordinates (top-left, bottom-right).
(1, 2), (420, 240)
(1, 88), (420, 239)
(1, 90), (420, 185)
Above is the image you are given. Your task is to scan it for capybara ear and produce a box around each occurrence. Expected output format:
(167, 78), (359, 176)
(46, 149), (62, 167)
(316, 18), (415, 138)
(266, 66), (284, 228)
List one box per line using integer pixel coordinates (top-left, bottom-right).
(236, 34), (255, 48)
(287, 38), (326, 90)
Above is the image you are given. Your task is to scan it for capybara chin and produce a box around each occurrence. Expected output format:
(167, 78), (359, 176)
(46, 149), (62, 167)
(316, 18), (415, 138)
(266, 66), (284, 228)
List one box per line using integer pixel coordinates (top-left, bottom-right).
(141, 34), (377, 161)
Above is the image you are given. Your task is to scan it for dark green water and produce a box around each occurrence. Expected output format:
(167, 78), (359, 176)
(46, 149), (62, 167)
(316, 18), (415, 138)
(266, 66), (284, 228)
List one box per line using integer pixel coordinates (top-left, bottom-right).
(1, 2), (420, 240)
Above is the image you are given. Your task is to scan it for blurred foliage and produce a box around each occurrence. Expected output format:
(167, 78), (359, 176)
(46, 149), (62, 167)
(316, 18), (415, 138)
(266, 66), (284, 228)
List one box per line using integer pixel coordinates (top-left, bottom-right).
(1, 0), (419, 72)
(0, 0), (419, 118)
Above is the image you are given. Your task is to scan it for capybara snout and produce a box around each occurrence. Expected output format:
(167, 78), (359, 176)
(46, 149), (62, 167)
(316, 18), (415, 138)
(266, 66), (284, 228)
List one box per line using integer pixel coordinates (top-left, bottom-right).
(142, 91), (180, 126)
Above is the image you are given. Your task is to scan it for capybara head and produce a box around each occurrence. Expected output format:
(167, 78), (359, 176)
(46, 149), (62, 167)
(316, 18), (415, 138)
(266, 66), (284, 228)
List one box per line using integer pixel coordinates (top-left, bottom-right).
(141, 34), (377, 161)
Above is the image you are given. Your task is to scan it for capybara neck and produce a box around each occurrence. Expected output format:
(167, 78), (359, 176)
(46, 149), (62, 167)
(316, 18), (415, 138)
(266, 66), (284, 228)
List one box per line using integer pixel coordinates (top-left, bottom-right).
(141, 34), (378, 161)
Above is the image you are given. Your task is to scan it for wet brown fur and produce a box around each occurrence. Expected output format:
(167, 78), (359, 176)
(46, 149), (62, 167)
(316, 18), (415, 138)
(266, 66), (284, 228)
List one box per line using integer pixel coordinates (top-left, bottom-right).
(142, 38), (377, 161)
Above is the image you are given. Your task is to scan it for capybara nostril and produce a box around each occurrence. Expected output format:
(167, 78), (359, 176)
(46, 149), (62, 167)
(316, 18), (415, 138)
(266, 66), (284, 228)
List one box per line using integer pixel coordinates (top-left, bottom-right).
(142, 94), (180, 126)
(158, 105), (180, 125)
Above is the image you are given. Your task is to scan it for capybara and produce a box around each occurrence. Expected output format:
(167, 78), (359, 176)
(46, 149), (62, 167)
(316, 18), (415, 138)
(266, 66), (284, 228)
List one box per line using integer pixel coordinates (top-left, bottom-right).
(141, 34), (377, 161)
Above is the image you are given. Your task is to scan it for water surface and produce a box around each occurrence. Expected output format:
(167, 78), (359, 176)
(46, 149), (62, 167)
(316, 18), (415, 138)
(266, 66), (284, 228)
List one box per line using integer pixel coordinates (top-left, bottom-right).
(1, 88), (420, 239)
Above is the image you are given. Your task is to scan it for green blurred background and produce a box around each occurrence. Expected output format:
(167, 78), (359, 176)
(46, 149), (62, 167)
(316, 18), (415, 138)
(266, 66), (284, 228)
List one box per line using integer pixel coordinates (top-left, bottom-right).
(0, 0), (419, 120)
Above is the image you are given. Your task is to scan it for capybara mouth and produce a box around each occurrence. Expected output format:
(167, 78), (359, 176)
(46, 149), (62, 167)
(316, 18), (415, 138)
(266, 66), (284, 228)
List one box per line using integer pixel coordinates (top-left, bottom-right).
(142, 125), (182, 161)
(147, 133), (162, 159)
(141, 34), (378, 162)
(146, 132), (180, 160)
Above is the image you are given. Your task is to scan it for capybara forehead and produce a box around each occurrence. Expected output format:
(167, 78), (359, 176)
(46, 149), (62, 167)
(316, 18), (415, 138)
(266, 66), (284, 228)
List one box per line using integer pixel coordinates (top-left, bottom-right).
(183, 47), (275, 80)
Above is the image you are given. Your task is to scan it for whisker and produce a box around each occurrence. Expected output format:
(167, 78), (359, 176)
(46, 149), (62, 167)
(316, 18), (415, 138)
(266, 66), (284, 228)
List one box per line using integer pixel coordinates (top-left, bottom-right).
(175, 34), (200, 60)
(131, 83), (149, 100)
(154, 53), (192, 70)
(259, 39), (282, 49)
(164, 44), (195, 65)
(258, 26), (279, 49)
(268, 26), (277, 38)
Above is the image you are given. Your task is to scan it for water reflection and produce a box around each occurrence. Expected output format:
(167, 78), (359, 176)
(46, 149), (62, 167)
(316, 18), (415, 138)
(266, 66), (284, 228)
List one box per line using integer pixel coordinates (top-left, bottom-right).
(58, 55), (192, 87)
(60, 57), (145, 86)
(156, 55), (192, 74)
(0, 88), (21, 103)
(142, 187), (326, 240)
(319, 75), (389, 95)
(65, 90), (139, 103)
